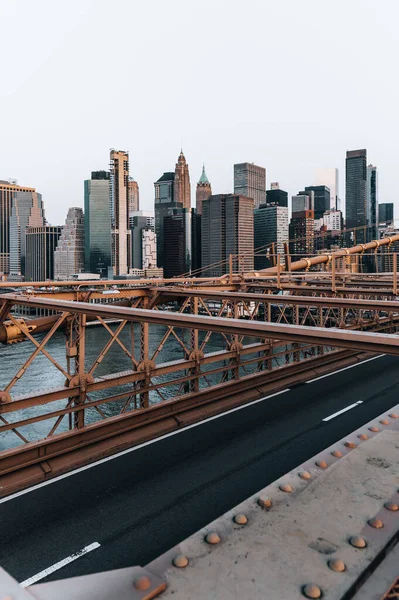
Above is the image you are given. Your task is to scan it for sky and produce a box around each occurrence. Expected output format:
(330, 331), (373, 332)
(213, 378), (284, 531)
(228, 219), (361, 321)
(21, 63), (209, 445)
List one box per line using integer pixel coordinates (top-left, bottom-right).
(1, 0), (398, 224)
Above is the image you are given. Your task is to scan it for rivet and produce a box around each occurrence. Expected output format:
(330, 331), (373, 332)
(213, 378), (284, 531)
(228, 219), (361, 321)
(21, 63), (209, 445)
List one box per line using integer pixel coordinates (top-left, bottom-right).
(316, 460), (328, 468)
(368, 517), (384, 529)
(331, 450), (343, 458)
(234, 514), (248, 525)
(369, 426), (379, 432)
(379, 419), (389, 425)
(302, 583), (322, 598)
(384, 502), (399, 512)
(205, 532), (221, 545)
(134, 575), (151, 591)
(279, 483), (293, 493)
(389, 413), (398, 419)
(173, 554), (189, 568)
(349, 535), (367, 548)
(299, 471), (312, 480)
(328, 558), (346, 572)
(358, 433), (368, 440)
(345, 441), (357, 448)
(258, 496), (272, 509)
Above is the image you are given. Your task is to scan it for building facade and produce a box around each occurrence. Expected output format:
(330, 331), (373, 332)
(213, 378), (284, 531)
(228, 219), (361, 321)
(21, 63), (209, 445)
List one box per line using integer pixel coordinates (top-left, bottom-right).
(379, 203), (394, 225)
(234, 163), (266, 209)
(315, 168), (339, 210)
(54, 207), (85, 280)
(110, 149), (131, 276)
(174, 150), (191, 210)
(191, 209), (202, 273)
(25, 226), (62, 281)
(84, 171), (112, 277)
(367, 164), (378, 241)
(128, 177), (139, 213)
(9, 189), (45, 280)
(345, 149), (367, 236)
(163, 208), (192, 278)
(142, 228), (157, 269)
(202, 194), (254, 277)
(195, 165), (211, 215)
(154, 172), (180, 268)
(266, 183), (288, 207)
(289, 210), (314, 258)
(254, 204), (288, 270)
(323, 209), (343, 231)
(303, 185), (330, 220)
(129, 211), (156, 270)
(292, 193), (313, 213)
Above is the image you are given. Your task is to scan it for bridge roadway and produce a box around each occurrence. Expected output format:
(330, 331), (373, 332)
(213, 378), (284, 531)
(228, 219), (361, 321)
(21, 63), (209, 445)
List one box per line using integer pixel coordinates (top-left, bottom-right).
(1, 353), (398, 589)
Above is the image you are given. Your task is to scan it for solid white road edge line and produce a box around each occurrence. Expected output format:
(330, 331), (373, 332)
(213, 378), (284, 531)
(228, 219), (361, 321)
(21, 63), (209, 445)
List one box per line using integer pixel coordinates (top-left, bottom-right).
(20, 542), (101, 587)
(322, 401), (363, 422)
(305, 354), (385, 383)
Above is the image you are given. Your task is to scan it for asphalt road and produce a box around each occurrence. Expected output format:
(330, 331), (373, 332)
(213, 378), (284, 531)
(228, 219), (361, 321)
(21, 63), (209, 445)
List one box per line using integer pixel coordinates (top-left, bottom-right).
(1, 353), (399, 586)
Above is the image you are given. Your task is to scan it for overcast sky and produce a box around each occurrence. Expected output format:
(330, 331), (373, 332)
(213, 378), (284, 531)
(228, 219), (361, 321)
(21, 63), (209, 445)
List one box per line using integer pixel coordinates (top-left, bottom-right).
(1, 0), (398, 224)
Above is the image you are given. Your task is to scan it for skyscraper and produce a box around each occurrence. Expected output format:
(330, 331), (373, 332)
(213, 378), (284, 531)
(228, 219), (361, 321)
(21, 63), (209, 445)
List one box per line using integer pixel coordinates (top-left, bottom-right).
(196, 165), (212, 215)
(174, 150), (191, 209)
(291, 193), (313, 213)
(254, 204), (288, 270)
(367, 164), (378, 240)
(110, 149), (131, 276)
(315, 168), (339, 210)
(9, 189), (45, 280)
(163, 208), (192, 278)
(289, 194), (314, 258)
(266, 183), (288, 207)
(84, 170), (112, 277)
(379, 203), (394, 225)
(154, 172), (180, 267)
(234, 163), (266, 209)
(128, 177), (139, 213)
(25, 226), (62, 281)
(302, 185), (330, 219)
(345, 149), (367, 235)
(202, 194), (254, 277)
(0, 181), (43, 276)
(54, 207), (85, 280)
(130, 211), (156, 269)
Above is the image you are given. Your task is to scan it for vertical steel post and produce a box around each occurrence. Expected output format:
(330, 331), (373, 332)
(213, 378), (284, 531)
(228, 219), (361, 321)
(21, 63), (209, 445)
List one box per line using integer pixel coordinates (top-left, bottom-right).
(139, 297), (150, 408)
(394, 252), (398, 296)
(331, 255), (336, 293)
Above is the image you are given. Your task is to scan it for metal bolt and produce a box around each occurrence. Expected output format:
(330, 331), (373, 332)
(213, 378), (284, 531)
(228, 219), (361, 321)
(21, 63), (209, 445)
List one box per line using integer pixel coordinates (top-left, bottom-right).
(133, 575), (151, 591)
(379, 419), (389, 425)
(234, 514), (248, 525)
(258, 496), (272, 509)
(384, 502), (399, 511)
(357, 433), (368, 440)
(279, 483), (293, 493)
(302, 583), (322, 598)
(389, 412), (398, 419)
(316, 459), (328, 468)
(368, 517), (384, 529)
(331, 450), (343, 458)
(328, 558), (346, 572)
(205, 532), (221, 545)
(299, 471), (312, 480)
(173, 554), (189, 568)
(345, 441), (357, 449)
(349, 535), (367, 548)
(369, 426), (379, 432)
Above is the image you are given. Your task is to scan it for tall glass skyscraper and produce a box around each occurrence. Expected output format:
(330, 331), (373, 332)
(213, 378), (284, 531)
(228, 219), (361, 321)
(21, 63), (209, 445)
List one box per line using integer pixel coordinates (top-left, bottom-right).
(367, 164), (378, 241)
(345, 149), (367, 235)
(234, 163), (266, 209)
(84, 171), (112, 277)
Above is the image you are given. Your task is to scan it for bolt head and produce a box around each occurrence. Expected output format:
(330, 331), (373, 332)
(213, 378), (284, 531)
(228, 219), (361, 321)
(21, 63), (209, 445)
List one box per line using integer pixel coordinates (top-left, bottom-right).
(379, 419), (389, 425)
(389, 412), (398, 419)
(299, 471), (312, 480)
(302, 583), (322, 598)
(258, 496), (272, 509)
(316, 459), (328, 468)
(279, 483), (293, 493)
(173, 554), (189, 568)
(345, 441), (357, 448)
(205, 532), (221, 545)
(358, 433), (368, 440)
(368, 517), (384, 529)
(328, 558), (346, 572)
(331, 450), (343, 458)
(133, 575), (151, 591)
(234, 514), (248, 525)
(384, 502), (399, 511)
(349, 535), (367, 548)
(369, 426), (379, 432)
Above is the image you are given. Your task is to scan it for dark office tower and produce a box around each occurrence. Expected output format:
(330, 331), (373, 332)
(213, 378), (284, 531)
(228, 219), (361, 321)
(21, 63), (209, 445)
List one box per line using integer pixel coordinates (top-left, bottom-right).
(84, 171), (112, 277)
(202, 194), (254, 277)
(367, 165), (378, 241)
(191, 209), (202, 273)
(163, 208), (192, 278)
(265, 183), (288, 207)
(379, 203), (394, 225)
(110, 149), (131, 276)
(25, 226), (62, 281)
(234, 163), (266, 209)
(346, 149), (367, 237)
(174, 150), (191, 209)
(154, 172), (181, 268)
(254, 204), (288, 270)
(289, 211), (314, 258)
(302, 185), (330, 219)
(196, 165), (212, 215)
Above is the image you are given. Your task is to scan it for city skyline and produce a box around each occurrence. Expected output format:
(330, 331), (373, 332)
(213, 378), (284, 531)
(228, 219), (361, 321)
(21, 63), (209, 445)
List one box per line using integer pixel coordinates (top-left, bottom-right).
(1, 1), (398, 224)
